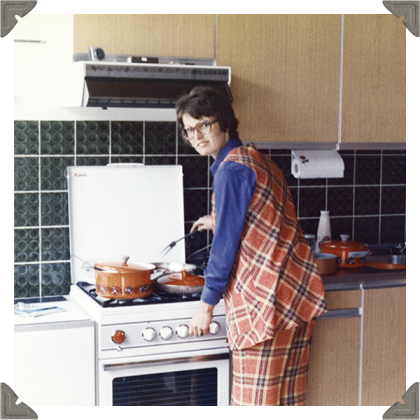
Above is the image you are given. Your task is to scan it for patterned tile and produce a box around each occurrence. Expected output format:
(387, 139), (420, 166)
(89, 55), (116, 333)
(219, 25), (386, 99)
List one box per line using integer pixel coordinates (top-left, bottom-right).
(41, 193), (68, 226)
(75, 156), (109, 166)
(41, 263), (71, 296)
(14, 193), (39, 227)
(14, 121), (38, 155)
(40, 157), (74, 190)
(381, 186), (405, 215)
(110, 156), (144, 164)
(76, 121), (110, 154)
(298, 187), (327, 218)
(355, 155), (381, 185)
(380, 215), (405, 243)
(183, 189), (209, 222)
(145, 121), (176, 154)
(354, 186), (380, 216)
(382, 154), (406, 185)
(353, 216), (380, 244)
(14, 264), (40, 298)
(144, 156), (176, 165)
(14, 229), (39, 263)
(111, 121), (143, 154)
(177, 156), (209, 188)
(41, 121), (74, 154)
(41, 228), (70, 261)
(14, 157), (39, 191)
(327, 186), (354, 217)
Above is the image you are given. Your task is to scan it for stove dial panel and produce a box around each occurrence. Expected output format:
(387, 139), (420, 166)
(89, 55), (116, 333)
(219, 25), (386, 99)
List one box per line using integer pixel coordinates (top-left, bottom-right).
(111, 330), (126, 344)
(209, 321), (220, 335)
(160, 326), (173, 340)
(176, 324), (189, 338)
(142, 327), (156, 342)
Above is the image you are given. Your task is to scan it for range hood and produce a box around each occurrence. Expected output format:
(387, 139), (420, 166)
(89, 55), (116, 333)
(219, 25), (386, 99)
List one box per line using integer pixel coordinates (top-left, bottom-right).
(76, 60), (232, 109)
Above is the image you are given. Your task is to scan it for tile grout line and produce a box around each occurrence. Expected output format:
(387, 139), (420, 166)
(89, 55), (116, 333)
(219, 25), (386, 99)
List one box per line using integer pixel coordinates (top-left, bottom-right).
(38, 120), (42, 297)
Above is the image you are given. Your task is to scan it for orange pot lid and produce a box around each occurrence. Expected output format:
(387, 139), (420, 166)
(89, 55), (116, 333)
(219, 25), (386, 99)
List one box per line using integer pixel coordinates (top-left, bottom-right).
(322, 240), (368, 251)
(94, 261), (154, 273)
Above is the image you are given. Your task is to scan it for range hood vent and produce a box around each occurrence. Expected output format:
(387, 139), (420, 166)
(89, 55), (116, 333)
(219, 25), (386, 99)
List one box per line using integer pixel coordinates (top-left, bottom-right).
(78, 62), (232, 109)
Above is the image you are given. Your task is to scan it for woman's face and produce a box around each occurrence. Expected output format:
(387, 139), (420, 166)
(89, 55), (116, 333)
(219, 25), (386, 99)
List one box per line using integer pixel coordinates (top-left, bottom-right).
(182, 113), (229, 159)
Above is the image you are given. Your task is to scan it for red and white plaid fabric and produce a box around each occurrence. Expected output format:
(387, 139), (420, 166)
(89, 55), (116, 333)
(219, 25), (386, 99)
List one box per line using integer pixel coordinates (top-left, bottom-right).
(231, 319), (316, 406)
(211, 145), (327, 350)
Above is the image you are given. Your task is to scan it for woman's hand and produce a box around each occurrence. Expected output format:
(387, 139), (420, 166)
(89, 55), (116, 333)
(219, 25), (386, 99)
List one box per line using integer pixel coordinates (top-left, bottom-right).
(189, 300), (215, 336)
(190, 215), (212, 232)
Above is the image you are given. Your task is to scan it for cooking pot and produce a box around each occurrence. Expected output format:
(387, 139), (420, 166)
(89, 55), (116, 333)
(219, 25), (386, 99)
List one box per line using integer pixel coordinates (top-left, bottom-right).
(157, 270), (204, 295)
(313, 253), (337, 275)
(93, 259), (155, 299)
(321, 240), (370, 268)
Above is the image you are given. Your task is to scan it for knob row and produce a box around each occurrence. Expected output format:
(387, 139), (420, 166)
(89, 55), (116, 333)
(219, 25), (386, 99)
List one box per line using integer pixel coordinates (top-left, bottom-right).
(111, 321), (221, 344)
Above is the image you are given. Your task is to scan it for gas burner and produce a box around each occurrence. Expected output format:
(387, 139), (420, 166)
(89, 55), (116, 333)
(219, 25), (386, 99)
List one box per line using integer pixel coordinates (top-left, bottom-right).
(76, 281), (201, 308)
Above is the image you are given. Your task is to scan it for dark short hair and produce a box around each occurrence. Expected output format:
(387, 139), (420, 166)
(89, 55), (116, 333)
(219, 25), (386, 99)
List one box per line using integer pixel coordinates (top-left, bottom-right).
(176, 86), (239, 141)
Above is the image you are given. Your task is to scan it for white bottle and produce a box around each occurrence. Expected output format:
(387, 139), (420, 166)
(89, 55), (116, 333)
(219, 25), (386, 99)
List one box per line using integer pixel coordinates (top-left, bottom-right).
(316, 210), (331, 252)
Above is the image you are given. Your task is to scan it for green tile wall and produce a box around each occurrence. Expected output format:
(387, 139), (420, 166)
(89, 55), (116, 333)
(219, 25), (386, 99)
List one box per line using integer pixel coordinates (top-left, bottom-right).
(14, 120), (406, 298)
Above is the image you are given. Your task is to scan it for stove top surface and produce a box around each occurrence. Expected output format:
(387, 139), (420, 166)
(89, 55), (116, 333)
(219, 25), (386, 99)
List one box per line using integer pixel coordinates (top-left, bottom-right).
(76, 281), (202, 308)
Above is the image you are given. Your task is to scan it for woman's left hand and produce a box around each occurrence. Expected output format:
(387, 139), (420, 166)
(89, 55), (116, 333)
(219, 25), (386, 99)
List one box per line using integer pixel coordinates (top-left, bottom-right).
(189, 300), (215, 336)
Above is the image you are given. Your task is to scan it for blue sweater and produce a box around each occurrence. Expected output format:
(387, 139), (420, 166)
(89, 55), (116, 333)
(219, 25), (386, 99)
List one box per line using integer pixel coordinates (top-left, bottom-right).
(200, 138), (257, 305)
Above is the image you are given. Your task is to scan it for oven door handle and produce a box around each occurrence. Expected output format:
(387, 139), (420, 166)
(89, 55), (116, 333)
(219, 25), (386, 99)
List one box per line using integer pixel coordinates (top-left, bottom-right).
(103, 352), (230, 372)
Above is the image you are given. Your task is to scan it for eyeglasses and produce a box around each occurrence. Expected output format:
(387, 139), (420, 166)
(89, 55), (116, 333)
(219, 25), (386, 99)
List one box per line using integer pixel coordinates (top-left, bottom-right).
(181, 119), (218, 141)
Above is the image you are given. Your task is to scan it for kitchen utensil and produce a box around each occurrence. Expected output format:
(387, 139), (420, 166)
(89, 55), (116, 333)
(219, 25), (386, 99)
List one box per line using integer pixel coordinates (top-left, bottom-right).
(321, 240), (370, 268)
(313, 253), (337, 275)
(156, 270), (204, 294)
(72, 254), (105, 271)
(91, 259), (156, 299)
(152, 262), (196, 274)
(160, 231), (198, 257)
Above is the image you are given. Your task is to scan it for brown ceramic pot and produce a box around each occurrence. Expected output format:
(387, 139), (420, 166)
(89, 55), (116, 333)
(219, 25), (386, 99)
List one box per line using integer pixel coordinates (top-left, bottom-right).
(94, 260), (155, 299)
(321, 240), (370, 268)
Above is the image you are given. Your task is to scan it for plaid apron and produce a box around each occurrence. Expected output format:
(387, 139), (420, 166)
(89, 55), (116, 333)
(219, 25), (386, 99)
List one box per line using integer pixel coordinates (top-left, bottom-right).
(211, 145), (327, 350)
(231, 319), (316, 406)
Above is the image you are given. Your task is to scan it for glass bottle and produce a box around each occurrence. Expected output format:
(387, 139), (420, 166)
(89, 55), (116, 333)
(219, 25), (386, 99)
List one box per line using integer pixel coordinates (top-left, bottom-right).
(316, 210), (331, 252)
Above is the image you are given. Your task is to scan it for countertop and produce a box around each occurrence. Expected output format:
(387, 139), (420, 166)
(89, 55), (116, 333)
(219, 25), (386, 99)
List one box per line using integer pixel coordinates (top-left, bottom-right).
(322, 265), (406, 292)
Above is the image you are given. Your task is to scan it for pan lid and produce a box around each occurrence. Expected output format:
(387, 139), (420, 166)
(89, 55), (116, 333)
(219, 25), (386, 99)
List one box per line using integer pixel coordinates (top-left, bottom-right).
(322, 240), (368, 251)
(94, 261), (155, 273)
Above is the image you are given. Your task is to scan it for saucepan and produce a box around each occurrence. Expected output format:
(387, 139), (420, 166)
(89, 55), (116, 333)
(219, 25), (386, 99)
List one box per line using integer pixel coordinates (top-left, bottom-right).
(321, 239), (370, 268)
(156, 269), (205, 295)
(76, 255), (155, 299)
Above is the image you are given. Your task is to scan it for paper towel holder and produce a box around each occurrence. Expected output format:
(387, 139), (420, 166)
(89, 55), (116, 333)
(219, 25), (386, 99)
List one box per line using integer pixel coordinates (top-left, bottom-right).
(291, 149), (345, 179)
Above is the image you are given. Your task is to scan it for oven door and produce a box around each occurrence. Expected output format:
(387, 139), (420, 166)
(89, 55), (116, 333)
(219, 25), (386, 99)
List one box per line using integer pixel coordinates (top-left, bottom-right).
(99, 349), (230, 406)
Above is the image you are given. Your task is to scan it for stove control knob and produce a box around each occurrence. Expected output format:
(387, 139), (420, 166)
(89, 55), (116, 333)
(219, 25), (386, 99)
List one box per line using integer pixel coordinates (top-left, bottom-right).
(209, 321), (220, 335)
(176, 324), (189, 338)
(142, 327), (156, 342)
(111, 330), (126, 344)
(160, 326), (173, 340)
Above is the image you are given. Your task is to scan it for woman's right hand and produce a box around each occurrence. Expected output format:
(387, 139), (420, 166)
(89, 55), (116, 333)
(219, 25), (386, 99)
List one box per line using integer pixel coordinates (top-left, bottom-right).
(191, 215), (212, 232)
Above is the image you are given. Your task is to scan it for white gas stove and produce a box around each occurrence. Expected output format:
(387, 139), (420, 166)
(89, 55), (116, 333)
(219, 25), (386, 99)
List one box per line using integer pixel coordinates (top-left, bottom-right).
(67, 164), (230, 406)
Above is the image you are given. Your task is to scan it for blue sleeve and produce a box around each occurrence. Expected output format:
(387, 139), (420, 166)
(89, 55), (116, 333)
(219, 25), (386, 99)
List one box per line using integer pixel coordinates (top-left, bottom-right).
(201, 161), (256, 305)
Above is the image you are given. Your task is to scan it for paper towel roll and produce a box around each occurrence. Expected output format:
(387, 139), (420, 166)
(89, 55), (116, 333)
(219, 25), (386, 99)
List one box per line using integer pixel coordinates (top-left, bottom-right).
(291, 150), (344, 179)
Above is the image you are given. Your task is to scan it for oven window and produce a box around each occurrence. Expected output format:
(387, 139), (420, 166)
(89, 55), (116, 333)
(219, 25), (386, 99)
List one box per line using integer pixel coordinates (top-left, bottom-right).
(113, 368), (218, 406)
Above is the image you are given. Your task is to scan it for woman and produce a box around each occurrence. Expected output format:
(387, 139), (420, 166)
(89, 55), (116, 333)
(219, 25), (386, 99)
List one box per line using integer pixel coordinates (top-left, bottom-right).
(176, 86), (327, 406)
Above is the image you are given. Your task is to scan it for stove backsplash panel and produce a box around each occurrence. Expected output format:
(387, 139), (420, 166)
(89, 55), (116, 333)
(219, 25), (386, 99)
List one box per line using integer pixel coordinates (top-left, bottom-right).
(14, 120), (406, 298)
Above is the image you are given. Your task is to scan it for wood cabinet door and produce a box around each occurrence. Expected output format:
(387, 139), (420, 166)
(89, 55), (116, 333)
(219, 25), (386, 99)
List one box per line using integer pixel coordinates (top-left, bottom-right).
(216, 15), (341, 144)
(362, 287), (406, 406)
(341, 15), (406, 143)
(306, 315), (361, 405)
(74, 15), (215, 58)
